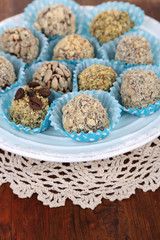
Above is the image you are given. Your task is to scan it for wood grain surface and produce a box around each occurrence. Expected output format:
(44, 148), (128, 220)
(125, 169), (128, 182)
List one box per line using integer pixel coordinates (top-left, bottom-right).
(0, 0), (160, 240)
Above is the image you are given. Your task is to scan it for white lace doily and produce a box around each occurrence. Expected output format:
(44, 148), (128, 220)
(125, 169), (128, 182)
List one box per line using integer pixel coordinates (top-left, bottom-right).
(0, 137), (160, 209)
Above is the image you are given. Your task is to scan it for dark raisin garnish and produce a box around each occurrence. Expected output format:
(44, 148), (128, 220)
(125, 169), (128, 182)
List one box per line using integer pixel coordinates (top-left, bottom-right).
(15, 88), (25, 100)
(29, 96), (43, 110)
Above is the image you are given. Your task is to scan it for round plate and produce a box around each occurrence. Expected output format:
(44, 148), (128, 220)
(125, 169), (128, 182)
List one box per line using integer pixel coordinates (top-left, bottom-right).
(0, 8), (160, 162)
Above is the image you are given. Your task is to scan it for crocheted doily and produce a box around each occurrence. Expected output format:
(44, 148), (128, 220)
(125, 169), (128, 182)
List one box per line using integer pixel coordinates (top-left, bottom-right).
(0, 137), (160, 209)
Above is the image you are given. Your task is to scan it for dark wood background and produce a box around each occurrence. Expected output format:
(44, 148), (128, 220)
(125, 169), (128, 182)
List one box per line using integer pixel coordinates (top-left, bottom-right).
(0, 1), (160, 239)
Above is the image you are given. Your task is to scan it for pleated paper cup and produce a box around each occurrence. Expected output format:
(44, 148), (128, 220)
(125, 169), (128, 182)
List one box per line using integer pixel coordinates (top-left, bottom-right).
(73, 59), (130, 92)
(84, 1), (144, 44)
(23, 59), (77, 99)
(43, 34), (102, 65)
(49, 90), (122, 142)
(24, 0), (86, 38)
(110, 65), (160, 116)
(100, 29), (160, 66)
(0, 22), (49, 64)
(0, 86), (55, 133)
(0, 52), (25, 96)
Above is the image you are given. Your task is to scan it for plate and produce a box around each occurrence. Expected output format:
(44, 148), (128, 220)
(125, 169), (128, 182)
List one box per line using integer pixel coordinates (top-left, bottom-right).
(0, 7), (160, 162)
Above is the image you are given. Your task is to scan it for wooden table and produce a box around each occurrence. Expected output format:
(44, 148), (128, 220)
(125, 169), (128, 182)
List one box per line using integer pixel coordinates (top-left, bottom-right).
(0, 1), (160, 239)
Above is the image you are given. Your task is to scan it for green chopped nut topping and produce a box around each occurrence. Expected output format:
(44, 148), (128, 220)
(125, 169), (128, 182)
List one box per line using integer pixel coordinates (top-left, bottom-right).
(9, 85), (50, 129)
(78, 64), (118, 91)
(89, 10), (135, 44)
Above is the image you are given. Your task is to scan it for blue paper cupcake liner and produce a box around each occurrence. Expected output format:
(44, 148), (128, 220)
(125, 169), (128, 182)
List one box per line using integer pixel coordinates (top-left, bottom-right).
(73, 59), (130, 92)
(110, 65), (160, 116)
(84, 1), (144, 43)
(100, 29), (160, 66)
(23, 59), (77, 99)
(44, 34), (102, 64)
(24, 0), (86, 38)
(49, 90), (122, 142)
(0, 86), (55, 134)
(0, 52), (25, 96)
(0, 22), (49, 64)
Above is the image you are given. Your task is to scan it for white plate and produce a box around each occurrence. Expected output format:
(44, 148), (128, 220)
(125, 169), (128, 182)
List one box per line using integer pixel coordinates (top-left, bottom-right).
(0, 7), (160, 162)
